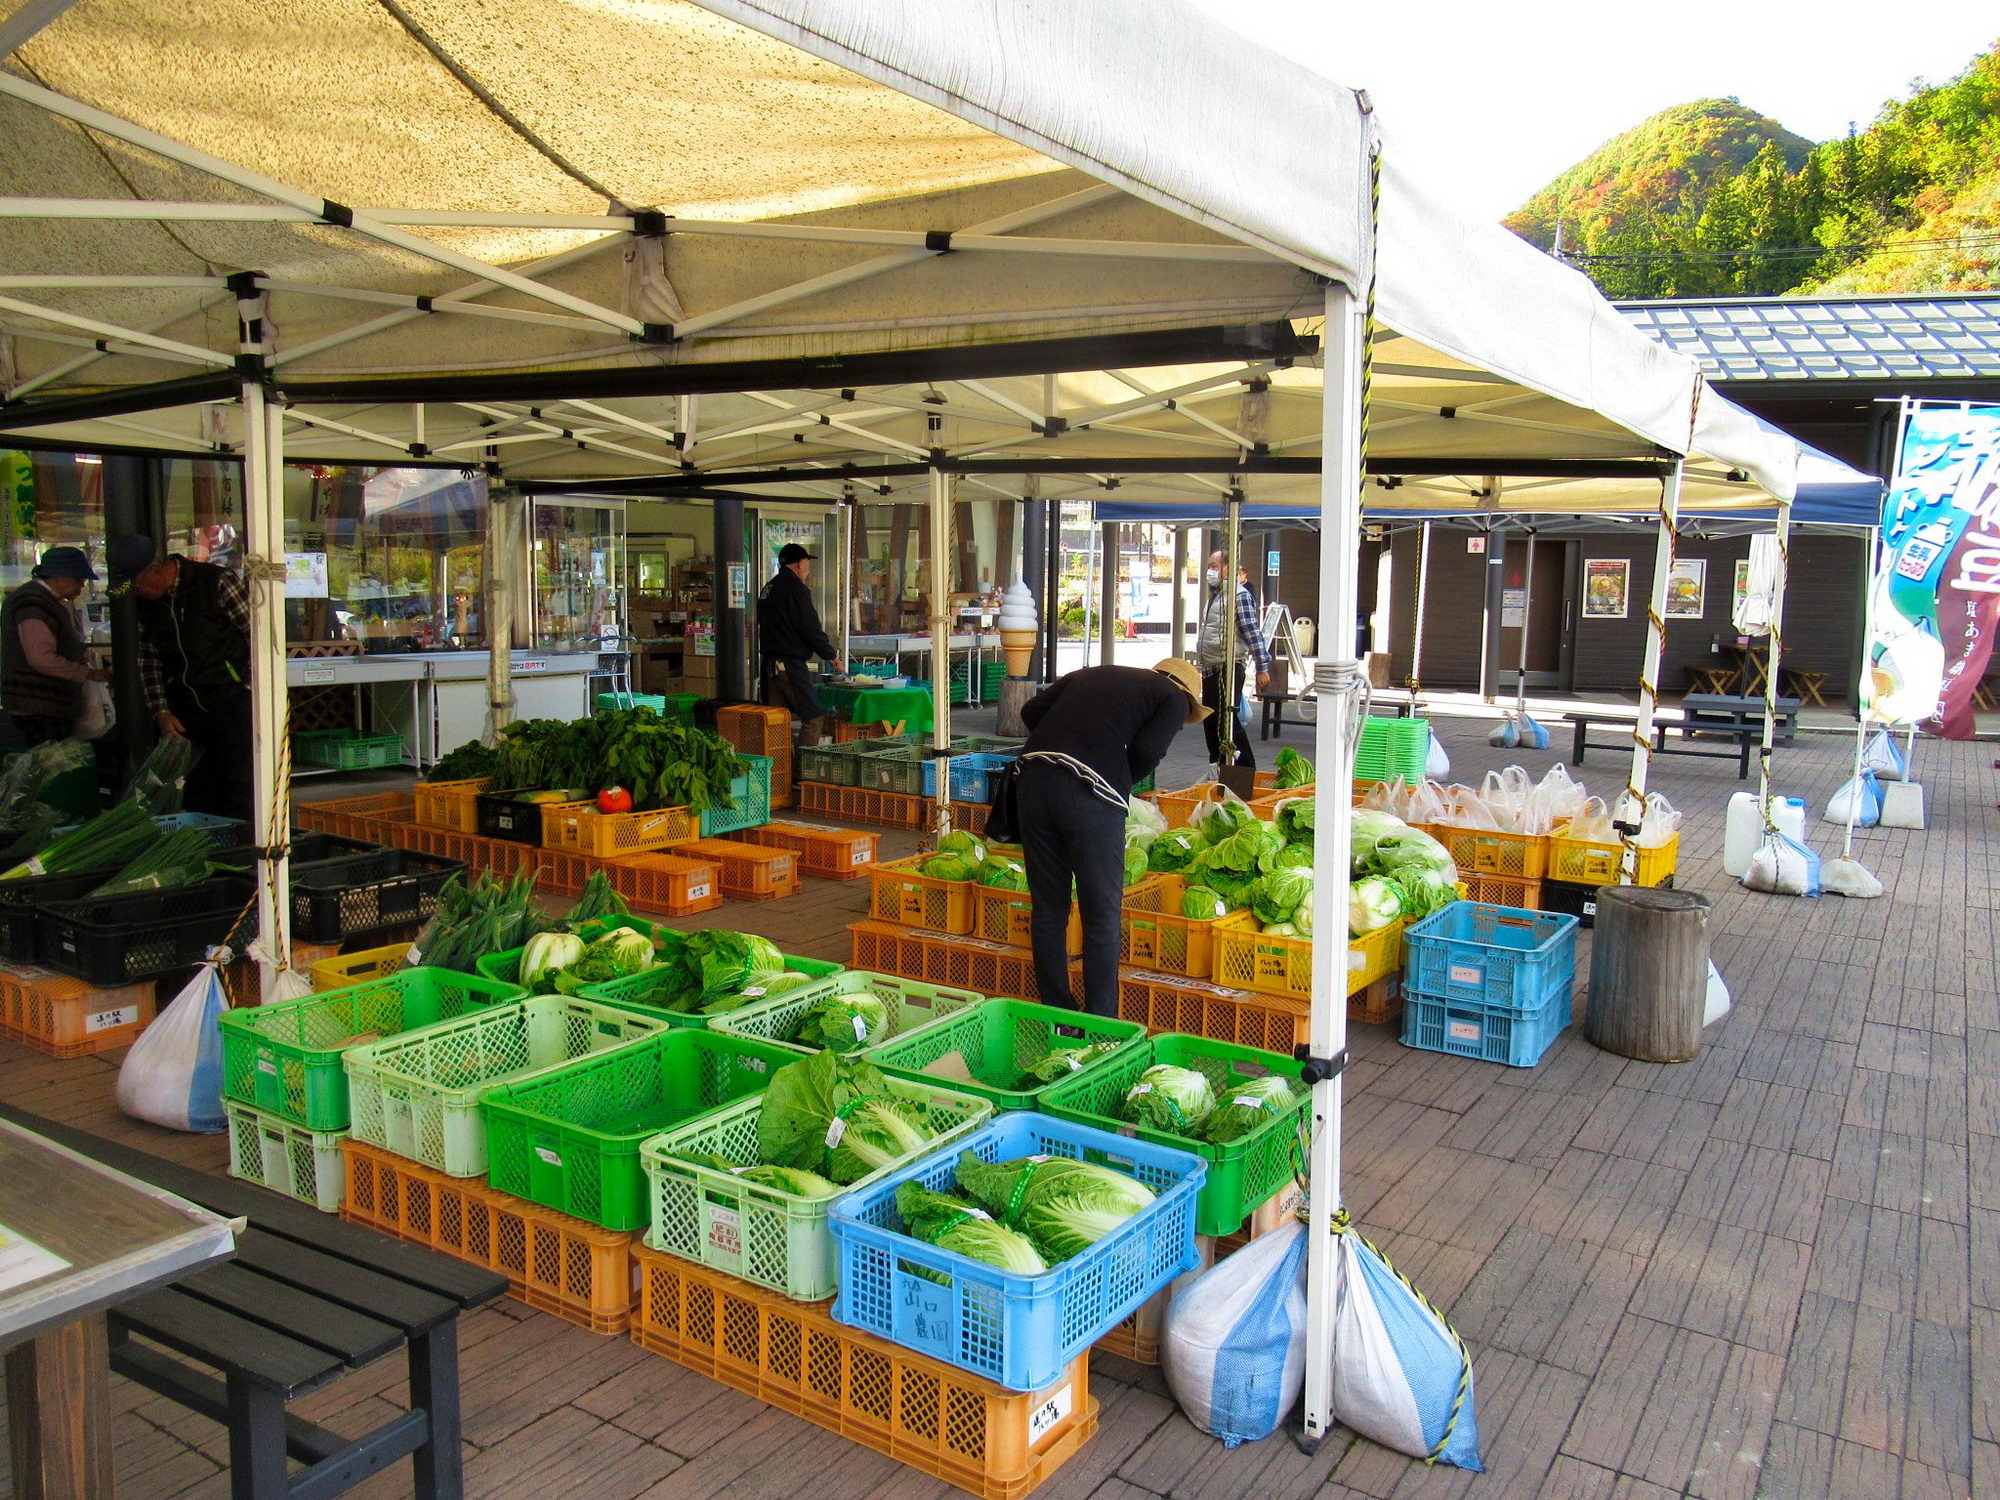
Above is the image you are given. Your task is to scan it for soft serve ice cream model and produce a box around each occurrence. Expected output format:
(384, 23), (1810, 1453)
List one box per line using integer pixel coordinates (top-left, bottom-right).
(998, 579), (1038, 677)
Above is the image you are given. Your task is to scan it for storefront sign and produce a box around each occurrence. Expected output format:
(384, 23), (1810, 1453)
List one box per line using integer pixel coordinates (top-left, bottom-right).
(515, 658), (547, 673)
(727, 563), (748, 610)
(1870, 403), (2000, 737)
(1582, 559), (1629, 619)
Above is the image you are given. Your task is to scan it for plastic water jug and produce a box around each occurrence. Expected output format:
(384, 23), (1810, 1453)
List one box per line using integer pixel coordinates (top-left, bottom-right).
(1723, 793), (1807, 878)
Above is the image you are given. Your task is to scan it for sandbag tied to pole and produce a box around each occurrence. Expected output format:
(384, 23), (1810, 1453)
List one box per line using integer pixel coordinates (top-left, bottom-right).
(1585, 885), (1712, 1062)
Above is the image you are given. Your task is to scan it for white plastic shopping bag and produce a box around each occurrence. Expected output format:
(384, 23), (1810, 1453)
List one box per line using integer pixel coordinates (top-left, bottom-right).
(73, 678), (115, 740)
(1822, 769), (1882, 828)
(1742, 831), (1821, 898)
(1162, 1221), (1308, 1447)
(1860, 729), (1908, 782)
(116, 962), (228, 1132)
(1328, 1216), (1483, 1470)
(1424, 732), (1450, 779)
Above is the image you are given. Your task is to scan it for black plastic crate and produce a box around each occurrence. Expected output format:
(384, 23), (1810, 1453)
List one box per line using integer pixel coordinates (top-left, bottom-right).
(210, 830), (378, 873)
(0, 869), (117, 965)
(38, 877), (255, 985)
(474, 789), (574, 845)
(287, 849), (465, 943)
(1540, 874), (1674, 930)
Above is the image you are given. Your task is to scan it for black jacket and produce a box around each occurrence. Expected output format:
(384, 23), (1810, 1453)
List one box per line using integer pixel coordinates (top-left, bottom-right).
(756, 567), (836, 663)
(1019, 665), (1188, 798)
(0, 581), (85, 719)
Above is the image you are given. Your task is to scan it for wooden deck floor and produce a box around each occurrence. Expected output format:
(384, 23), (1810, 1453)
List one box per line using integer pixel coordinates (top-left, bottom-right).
(1, 713), (1992, 1498)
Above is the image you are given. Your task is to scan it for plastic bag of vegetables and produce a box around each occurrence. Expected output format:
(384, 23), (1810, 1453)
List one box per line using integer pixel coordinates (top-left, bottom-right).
(977, 857), (1029, 890)
(1189, 794), (1255, 847)
(1349, 877), (1405, 936)
(1123, 840), (1150, 886)
(1147, 827), (1200, 873)
(1206, 1075), (1303, 1144)
(543, 928), (655, 993)
(1181, 885), (1235, 920)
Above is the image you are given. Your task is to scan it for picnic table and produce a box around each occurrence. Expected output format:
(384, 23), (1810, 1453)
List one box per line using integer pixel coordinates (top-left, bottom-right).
(820, 683), (936, 736)
(1565, 693), (1799, 780)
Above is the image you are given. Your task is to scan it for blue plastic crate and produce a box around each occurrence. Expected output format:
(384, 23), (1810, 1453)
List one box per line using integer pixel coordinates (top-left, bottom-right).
(1403, 901), (1577, 1010)
(829, 1111), (1205, 1391)
(920, 752), (1011, 801)
(1400, 984), (1570, 1067)
(698, 754), (773, 836)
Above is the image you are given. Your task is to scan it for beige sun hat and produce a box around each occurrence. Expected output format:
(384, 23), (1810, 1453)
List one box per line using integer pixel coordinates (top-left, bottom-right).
(1153, 657), (1213, 722)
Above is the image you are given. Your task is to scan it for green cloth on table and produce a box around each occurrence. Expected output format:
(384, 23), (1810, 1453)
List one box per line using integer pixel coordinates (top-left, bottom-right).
(822, 685), (935, 735)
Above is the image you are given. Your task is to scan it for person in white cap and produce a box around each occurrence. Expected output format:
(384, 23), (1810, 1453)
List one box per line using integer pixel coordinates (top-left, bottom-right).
(1014, 658), (1208, 1016)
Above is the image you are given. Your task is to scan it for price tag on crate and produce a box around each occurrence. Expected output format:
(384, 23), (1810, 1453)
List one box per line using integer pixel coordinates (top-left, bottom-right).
(1448, 962), (1483, 987)
(892, 1268), (958, 1362)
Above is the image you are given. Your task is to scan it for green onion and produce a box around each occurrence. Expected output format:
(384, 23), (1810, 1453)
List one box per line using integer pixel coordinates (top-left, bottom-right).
(0, 801), (162, 881)
(88, 826), (218, 898)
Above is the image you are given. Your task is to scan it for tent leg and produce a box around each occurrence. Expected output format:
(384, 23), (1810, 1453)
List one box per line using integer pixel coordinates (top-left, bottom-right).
(1516, 511), (1534, 712)
(1098, 521), (1118, 667)
(1621, 463), (1682, 877)
(927, 459), (952, 838)
(837, 487), (854, 670)
(1408, 519), (1431, 707)
(485, 486), (516, 737)
(1220, 490), (1242, 765)
(1170, 526), (1188, 657)
(1299, 278), (1364, 1452)
(1756, 504), (1792, 821)
(240, 376), (290, 996)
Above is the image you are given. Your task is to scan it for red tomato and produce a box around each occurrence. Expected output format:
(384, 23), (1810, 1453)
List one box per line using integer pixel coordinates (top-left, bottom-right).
(596, 786), (633, 814)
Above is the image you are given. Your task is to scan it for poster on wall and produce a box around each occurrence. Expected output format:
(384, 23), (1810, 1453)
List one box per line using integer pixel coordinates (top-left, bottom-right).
(1869, 402), (2000, 738)
(1732, 559), (1751, 616)
(284, 551), (329, 599)
(1665, 559), (1707, 618)
(1582, 559), (1629, 619)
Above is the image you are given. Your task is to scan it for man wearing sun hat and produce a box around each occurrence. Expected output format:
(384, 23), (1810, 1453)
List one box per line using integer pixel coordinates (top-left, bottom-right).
(1, 545), (113, 744)
(1013, 657), (1208, 1017)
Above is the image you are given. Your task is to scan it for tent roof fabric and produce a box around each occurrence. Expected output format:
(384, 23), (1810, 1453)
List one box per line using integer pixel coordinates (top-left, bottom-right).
(0, 0), (1812, 505)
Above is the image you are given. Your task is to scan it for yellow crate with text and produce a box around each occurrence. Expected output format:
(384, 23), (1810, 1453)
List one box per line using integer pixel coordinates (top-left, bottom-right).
(1118, 874), (1225, 979)
(339, 1138), (638, 1334)
(868, 856), (976, 935)
(607, 853), (723, 916)
(631, 1246), (1098, 1500)
(412, 777), (491, 832)
(0, 969), (155, 1058)
(545, 801), (699, 859)
(1547, 826), (1679, 888)
(1210, 912), (1405, 1002)
(740, 820), (877, 880)
(1432, 823), (1551, 881)
(849, 920), (1075, 1004)
(677, 838), (799, 901)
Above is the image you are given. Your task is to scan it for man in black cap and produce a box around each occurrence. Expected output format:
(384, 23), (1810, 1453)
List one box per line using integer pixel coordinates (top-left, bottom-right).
(756, 542), (841, 743)
(108, 534), (252, 822)
(1, 546), (112, 744)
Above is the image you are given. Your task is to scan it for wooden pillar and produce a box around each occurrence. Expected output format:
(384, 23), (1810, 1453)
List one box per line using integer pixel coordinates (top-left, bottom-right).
(6, 1315), (113, 1500)
(1584, 885), (1712, 1062)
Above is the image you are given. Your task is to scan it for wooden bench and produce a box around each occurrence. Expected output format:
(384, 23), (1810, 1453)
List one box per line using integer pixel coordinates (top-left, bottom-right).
(1564, 695), (1800, 781)
(0, 1105), (506, 1499)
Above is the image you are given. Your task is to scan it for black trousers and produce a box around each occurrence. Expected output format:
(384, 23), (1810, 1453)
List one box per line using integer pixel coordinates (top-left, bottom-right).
(761, 657), (825, 723)
(1201, 662), (1255, 770)
(173, 690), (253, 825)
(1017, 760), (1125, 1017)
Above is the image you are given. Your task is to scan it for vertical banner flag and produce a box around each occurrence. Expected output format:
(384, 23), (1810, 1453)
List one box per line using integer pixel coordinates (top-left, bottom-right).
(1869, 404), (2000, 738)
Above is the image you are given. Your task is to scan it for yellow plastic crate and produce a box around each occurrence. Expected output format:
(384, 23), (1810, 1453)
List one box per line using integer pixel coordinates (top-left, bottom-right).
(1547, 827), (1678, 888)
(1432, 823), (1550, 880)
(544, 802), (699, 858)
(412, 777), (490, 832)
(975, 872), (1166, 955)
(1210, 912), (1405, 1001)
(867, 856), (976, 935)
(1118, 875), (1223, 979)
(308, 942), (411, 992)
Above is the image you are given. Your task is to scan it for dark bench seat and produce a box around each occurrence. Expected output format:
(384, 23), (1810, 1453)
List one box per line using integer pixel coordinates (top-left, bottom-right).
(1564, 695), (1800, 781)
(0, 1105), (506, 1499)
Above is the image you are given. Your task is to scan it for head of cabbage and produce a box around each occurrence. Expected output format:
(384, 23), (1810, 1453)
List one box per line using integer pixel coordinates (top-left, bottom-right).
(920, 854), (981, 881)
(1147, 827), (1200, 873)
(936, 830), (987, 863)
(977, 857), (1029, 891)
(1349, 875), (1404, 935)
(1251, 868), (1313, 926)
(1123, 840), (1150, 886)
(1181, 885), (1235, 919)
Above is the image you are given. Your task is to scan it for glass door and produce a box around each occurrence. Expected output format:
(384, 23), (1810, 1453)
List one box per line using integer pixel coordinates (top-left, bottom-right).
(529, 497), (627, 652)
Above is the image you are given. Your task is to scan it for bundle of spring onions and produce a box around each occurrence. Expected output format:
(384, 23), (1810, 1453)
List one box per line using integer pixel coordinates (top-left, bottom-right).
(124, 736), (196, 815)
(0, 800), (162, 881)
(88, 826), (219, 898)
(408, 869), (544, 973)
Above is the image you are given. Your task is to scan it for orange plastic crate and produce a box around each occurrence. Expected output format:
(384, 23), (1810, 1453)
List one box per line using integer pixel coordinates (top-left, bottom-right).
(717, 703), (792, 760)
(868, 856), (976, 934)
(294, 791), (405, 836)
(340, 1139), (637, 1334)
(608, 853), (723, 915)
(976, 873), (1167, 955)
(740, 820), (878, 880)
(631, 1246), (1097, 1500)
(0, 970), (155, 1058)
(544, 802), (699, 859)
(1433, 823), (1550, 881)
(678, 838), (799, 900)
(1116, 968), (1310, 1054)
(1349, 974), (1405, 1027)
(848, 920), (1073, 1003)
(948, 800), (990, 837)
(1458, 871), (1542, 909)
(1152, 783), (1226, 828)
(412, 777), (491, 832)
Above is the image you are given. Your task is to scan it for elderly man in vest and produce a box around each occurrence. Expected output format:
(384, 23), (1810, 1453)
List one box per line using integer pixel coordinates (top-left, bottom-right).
(1196, 550), (1271, 772)
(108, 534), (252, 823)
(1, 546), (112, 745)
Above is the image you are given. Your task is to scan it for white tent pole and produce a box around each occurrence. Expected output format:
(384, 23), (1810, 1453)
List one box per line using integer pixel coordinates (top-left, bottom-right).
(1408, 520), (1432, 705)
(239, 378), (290, 995)
(1756, 503), (1793, 824)
(928, 446), (953, 839)
(1080, 525), (1097, 672)
(1220, 490), (1242, 763)
(0, 292), (233, 365)
(839, 487), (855, 671)
(1516, 515), (1534, 712)
(1620, 462), (1682, 878)
(486, 487), (515, 738)
(1300, 276), (1365, 1452)
(1098, 521), (1118, 668)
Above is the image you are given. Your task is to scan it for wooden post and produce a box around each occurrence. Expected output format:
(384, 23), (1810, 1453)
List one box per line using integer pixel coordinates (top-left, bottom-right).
(6, 1315), (113, 1500)
(1585, 885), (1711, 1062)
(995, 676), (1037, 739)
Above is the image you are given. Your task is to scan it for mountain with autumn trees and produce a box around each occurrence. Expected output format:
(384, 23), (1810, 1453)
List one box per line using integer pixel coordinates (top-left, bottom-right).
(1505, 42), (2000, 298)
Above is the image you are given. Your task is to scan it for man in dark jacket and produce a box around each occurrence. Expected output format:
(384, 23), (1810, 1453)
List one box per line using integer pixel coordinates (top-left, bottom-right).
(1015, 658), (1208, 1016)
(756, 543), (840, 742)
(1, 546), (112, 744)
(109, 534), (252, 822)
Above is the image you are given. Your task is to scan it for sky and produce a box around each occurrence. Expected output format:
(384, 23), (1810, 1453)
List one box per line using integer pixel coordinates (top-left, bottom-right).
(1184, 1), (2000, 221)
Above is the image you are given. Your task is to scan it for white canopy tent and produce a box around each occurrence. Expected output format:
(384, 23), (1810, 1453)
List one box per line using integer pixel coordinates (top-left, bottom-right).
(0, 0), (1813, 1454)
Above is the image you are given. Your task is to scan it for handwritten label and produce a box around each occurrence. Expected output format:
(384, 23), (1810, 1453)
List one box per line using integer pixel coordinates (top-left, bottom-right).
(534, 1146), (563, 1168)
(1028, 1384), (1074, 1444)
(84, 1005), (138, 1034)
(1448, 963), (1482, 988)
(687, 883), (712, 902)
(852, 848), (873, 865)
(706, 1205), (742, 1260)
(1447, 1019), (1482, 1043)
(893, 1269), (957, 1361)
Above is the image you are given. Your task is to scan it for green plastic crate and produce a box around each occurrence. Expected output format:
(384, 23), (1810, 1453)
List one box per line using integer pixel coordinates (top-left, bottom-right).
(218, 966), (525, 1131)
(294, 729), (405, 770)
(224, 1099), (346, 1213)
(581, 953), (842, 1029)
(343, 995), (668, 1177)
(481, 1028), (797, 1230)
(597, 691), (667, 714)
(1039, 1032), (1309, 1237)
(474, 915), (662, 987)
(699, 754), (773, 836)
(1353, 717), (1431, 785)
(851, 746), (926, 796)
(710, 971), (983, 1055)
(861, 997), (1146, 1112)
(640, 1073), (992, 1300)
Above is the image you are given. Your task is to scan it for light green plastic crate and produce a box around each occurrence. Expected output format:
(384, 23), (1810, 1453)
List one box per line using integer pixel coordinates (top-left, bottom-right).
(474, 915), (662, 988)
(640, 1074), (992, 1300)
(581, 953), (842, 1028)
(218, 966), (526, 1131)
(223, 1098), (346, 1213)
(709, 971), (983, 1055)
(698, 754), (773, 836)
(1040, 1032), (1309, 1237)
(342, 995), (667, 1177)
(860, 997), (1146, 1112)
(480, 1028), (797, 1230)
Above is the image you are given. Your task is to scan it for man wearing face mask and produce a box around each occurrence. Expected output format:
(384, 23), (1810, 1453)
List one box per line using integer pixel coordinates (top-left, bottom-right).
(1196, 550), (1270, 771)
(1, 546), (113, 745)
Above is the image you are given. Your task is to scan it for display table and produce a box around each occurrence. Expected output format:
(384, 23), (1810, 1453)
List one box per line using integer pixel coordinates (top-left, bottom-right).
(822, 684), (936, 736)
(0, 1118), (236, 1497)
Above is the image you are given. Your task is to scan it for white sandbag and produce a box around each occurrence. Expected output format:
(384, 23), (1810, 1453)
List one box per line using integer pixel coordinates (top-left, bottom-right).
(1704, 961), (1731, 1026)
(1879, 780), (1926, 829)
(1515, 711), (1550, 751)
(1822, 857), (1885, 899)
(1861, 728), (1908, 782)
(1328, 1218), (1483, 1470)
(1162, 1221), (1308, 1448)
(1425, 732), (1450, 779)
(1742, 831), (1821, 898)
(1822, 770), (1882, 827)
(1486, 717), (1518, 749)
(116, 963), (228, 1133)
